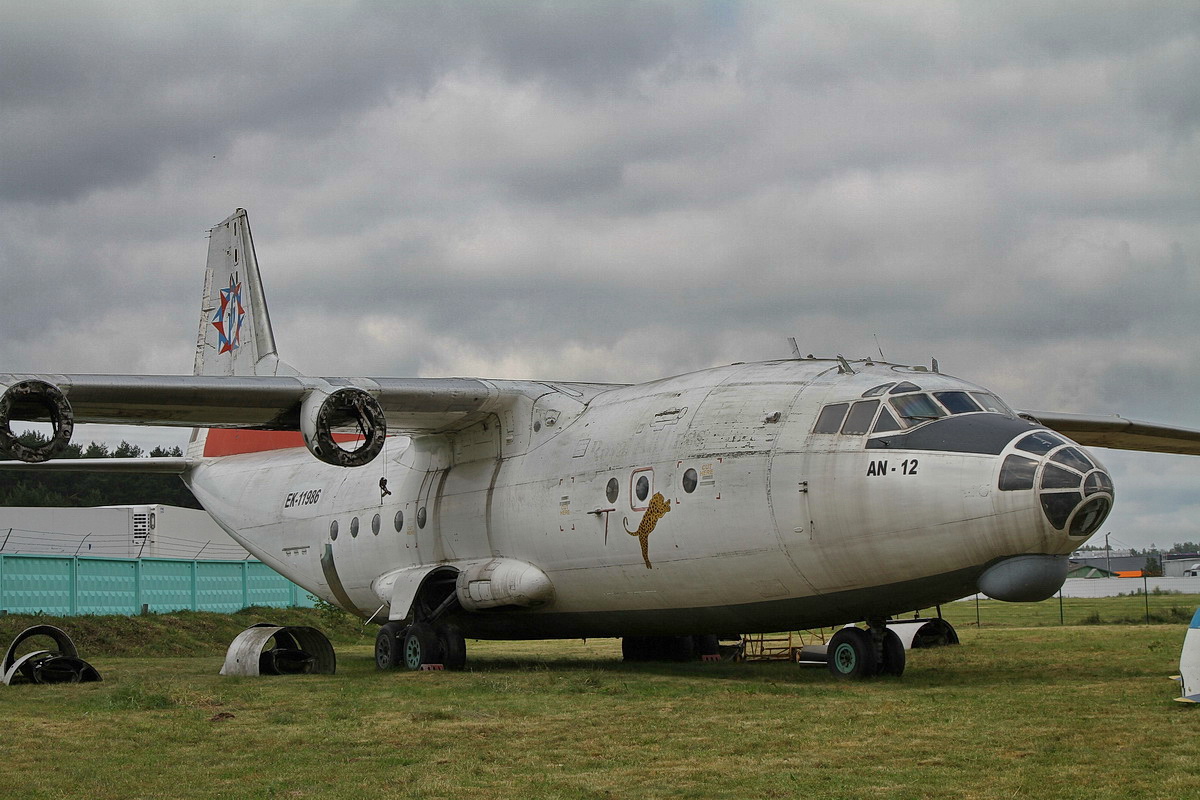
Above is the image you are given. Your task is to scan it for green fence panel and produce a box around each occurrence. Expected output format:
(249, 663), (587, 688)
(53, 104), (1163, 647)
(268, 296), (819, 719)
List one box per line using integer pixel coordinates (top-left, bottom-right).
(76, 557), (138, 615)
(0, 555), (73, 615)
(246, 561), (292, 608)
(0, 554), (312, 616)
(141, 559), (197, 613)
(195, 561), (248, 613)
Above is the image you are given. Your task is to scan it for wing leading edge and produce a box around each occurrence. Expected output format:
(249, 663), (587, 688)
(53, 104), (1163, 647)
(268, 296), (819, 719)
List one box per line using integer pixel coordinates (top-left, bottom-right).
(1021, 410), (1200, 456)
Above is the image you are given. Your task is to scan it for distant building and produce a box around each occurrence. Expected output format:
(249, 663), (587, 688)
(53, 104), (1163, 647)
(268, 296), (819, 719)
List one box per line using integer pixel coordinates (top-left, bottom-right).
(1068, 554), (1153, 575)
(0, 504), (250, 560)
(1067, 562), (1119, 579)
(1164, 555), (1200, 578)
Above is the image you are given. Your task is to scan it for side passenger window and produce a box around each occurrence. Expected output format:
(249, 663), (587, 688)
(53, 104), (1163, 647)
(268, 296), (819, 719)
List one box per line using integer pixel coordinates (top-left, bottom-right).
(814, 403), (849, 433)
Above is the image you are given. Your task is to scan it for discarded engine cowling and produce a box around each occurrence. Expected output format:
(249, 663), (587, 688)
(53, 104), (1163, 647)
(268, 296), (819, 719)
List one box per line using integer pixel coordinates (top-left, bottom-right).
(3, 625), (101, 685)
(299, 386), (387, 467)
(220, 624), (336, 676)
(455, 558), (555, 611)
(0, 380), (74, 463)
(885, 618), (960, 649)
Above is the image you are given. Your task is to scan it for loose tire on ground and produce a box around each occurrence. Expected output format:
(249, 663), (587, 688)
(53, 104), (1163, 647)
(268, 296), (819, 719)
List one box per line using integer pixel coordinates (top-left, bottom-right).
(827, 627), (877, 679)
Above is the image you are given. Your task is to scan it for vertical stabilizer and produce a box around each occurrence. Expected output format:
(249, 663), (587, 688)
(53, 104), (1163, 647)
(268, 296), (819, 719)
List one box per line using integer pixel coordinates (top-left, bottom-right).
(193, 209), (294, 378)
(189, 209), (297, 460)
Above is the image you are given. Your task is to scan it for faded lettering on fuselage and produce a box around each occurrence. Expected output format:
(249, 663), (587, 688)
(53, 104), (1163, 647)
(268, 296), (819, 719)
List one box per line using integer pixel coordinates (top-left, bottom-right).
(283, 488), (322, 509)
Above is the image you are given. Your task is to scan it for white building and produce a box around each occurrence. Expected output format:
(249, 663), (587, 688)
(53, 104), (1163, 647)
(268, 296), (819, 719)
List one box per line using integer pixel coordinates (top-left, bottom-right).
(0, 505), (250, 560)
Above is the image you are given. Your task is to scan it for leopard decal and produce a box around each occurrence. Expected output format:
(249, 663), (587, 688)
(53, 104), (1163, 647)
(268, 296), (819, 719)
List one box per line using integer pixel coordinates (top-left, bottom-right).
(624, 492), (671, 569)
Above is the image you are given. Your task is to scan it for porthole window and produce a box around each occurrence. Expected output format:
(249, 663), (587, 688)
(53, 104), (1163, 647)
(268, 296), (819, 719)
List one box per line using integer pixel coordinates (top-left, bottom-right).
(329, 520), (339, 540)
(682, 468), (698, 493)
(350, 517), (359, 538)
(605, 478), (619, 503)
(635, 475), (650, 502)
(417, 507), (427, 529)
(372, 514), (381, 535)
(393, 509), (404, 532)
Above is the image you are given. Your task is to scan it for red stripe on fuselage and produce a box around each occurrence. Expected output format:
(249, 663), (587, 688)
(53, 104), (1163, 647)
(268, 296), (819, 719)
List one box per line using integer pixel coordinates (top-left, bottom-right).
(202, 429), (362, 457)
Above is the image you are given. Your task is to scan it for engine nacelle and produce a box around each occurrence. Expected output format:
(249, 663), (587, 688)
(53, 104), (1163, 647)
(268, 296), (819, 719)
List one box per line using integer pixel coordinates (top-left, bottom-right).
(299, 386), (387, 467)
(0, 380), (74, 463)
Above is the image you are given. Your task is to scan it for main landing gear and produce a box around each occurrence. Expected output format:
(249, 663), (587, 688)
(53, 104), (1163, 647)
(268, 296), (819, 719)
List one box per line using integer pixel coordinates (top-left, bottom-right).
(376, 620), (468, 671)
(621, 634), (726, 662)
(827, 619), (905, 679)
(376, 571), (468, 671)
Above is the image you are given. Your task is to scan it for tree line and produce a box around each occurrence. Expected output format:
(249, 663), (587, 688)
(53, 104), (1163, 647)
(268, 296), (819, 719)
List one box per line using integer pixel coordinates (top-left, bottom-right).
(0, 432), (200, 509)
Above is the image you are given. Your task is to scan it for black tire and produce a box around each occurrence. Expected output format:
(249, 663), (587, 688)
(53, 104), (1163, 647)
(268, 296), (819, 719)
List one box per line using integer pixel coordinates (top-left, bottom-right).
(694, 635), (720, 659)
(878, 629), (906, 677)
(439, 627), (467, 670)
(827, 627), (877, 679)
(663, 635), (695, 662)
(375, 622), (405, 670)
(402, 622), (442, 670)
(622, 636), (654, 662)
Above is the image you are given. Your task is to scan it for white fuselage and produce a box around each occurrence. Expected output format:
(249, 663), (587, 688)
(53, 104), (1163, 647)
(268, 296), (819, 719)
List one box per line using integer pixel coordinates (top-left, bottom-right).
(185, 359), (1102, 638)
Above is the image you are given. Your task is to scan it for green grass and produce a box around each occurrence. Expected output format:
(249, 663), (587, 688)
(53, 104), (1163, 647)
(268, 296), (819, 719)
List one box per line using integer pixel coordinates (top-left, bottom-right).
(2, 599), (1199, 800)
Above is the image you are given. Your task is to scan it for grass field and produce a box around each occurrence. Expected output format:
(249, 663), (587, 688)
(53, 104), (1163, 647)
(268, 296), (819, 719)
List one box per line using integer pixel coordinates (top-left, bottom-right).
(2, 597), (1199, 800)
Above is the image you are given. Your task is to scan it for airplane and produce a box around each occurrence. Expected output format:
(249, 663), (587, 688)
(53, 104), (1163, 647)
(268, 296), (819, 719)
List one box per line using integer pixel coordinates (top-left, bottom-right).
(3, 209), (1200, 679)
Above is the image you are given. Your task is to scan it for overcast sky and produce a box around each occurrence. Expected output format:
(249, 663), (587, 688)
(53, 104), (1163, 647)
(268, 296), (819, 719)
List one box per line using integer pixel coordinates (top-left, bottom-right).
(2, 1), (1198, 550)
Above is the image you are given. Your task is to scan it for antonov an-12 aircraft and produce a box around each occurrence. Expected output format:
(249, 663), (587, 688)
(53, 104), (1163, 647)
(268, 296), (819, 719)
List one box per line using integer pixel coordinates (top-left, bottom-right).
(3, 209), (1200, 679)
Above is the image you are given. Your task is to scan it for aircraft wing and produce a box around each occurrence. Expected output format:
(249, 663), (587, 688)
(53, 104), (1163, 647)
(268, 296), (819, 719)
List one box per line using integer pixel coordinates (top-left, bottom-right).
(0, 373), (501, 430)
(0, 372), (571, 466)
(1020, 410), (1200, 456)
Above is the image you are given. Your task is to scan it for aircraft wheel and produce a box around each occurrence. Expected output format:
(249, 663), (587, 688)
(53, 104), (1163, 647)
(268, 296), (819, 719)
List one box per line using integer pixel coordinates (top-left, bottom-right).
(402, 622), (442, 671)
(375, 622), (405, 670)
(879, 629), (906, 677)
(827, 627), (877, 680)
(694, 635), (720, 659)
(439, 627), (467, 671)
(622, 636), (654, 662)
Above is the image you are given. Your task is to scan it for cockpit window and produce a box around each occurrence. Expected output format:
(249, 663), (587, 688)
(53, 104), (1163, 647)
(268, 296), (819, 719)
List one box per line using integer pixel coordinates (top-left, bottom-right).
(999, 454), (1038, 491)
(890, 393), (946, 426)
(971, 392), (1014, 415)
(841, 400), (880, 435)
(813, 403), (850, 434)
(934, 391), (982, 414)
(889, 381), (922, 394)
(1051, 447), (1094, 473)
(872, 406), (903, 433)
(1015, 431), (1063, 456)
(862, 383), (895, 398)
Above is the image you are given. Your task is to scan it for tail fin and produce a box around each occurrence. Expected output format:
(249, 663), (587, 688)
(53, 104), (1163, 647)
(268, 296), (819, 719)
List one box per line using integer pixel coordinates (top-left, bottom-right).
(189, 209), (298, 460)
(193, 209), (295, 378)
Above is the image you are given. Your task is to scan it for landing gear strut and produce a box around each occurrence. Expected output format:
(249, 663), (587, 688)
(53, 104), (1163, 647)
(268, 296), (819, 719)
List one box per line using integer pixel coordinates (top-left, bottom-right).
(376, 572), (467, 671)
